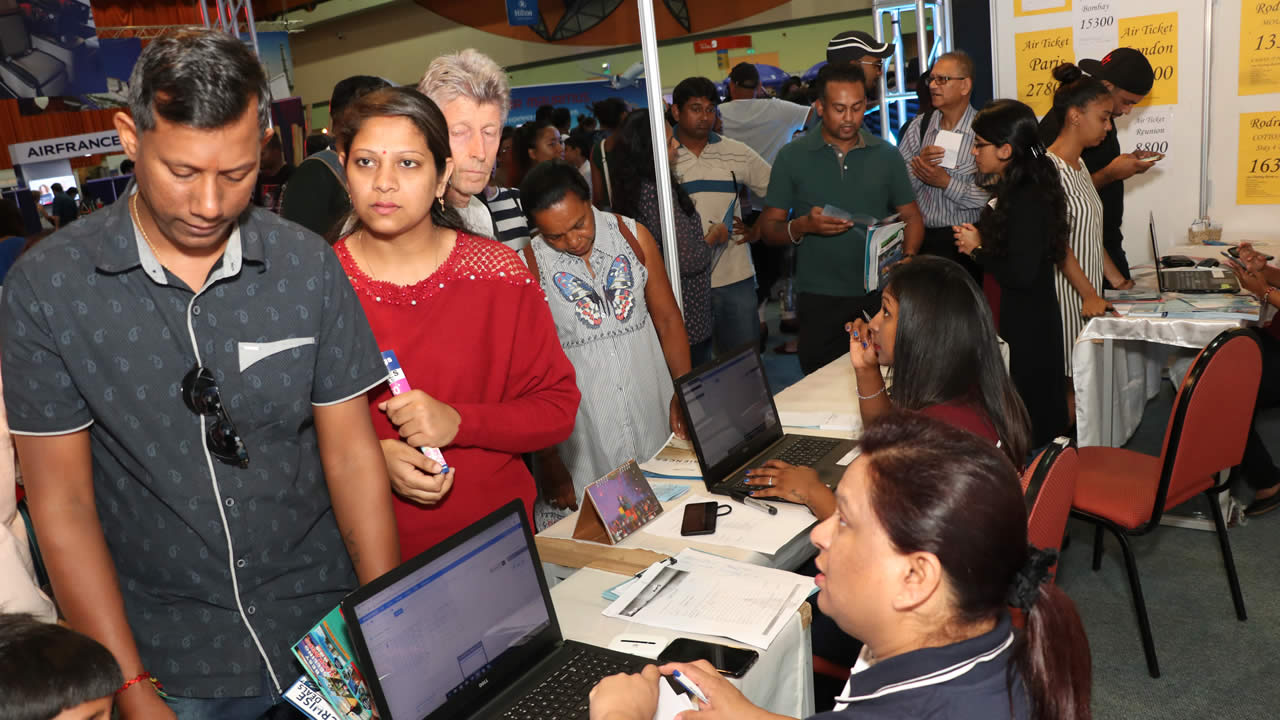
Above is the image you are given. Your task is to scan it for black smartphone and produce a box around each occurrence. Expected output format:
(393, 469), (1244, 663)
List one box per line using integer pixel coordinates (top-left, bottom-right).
(658, 638), (760, 678)
(680, 501), (718, 536)
(1229, 245), (1275, 261)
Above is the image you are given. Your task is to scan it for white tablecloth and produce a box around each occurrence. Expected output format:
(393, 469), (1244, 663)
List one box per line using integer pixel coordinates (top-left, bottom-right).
(1073, 243), (1277, 447)
(1072, 316), (1235, 447)
(772, 353), (864, 439)
(550, 567), (816, 718)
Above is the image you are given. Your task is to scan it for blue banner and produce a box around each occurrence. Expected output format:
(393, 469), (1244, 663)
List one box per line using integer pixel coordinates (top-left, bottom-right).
(508, 79), (650, 127)
(506, 0), (538, 26)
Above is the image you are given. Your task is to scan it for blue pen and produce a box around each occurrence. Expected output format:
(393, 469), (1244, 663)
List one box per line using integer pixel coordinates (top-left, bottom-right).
(671, 670), (709, 704)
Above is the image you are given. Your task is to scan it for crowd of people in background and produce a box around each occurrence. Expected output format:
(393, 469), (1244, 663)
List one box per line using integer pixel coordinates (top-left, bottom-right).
(4, 19), (1275, 720)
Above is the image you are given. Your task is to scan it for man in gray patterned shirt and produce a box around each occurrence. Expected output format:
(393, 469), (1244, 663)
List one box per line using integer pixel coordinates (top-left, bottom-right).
(1, 30), (399, 720)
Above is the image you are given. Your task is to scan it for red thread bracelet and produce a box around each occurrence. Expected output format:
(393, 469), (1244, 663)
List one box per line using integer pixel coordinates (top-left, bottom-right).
(116, 671), (163, 696)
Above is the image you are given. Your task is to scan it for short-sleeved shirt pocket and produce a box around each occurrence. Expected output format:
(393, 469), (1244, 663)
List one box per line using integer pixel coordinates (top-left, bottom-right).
(230, 337), (318, 438)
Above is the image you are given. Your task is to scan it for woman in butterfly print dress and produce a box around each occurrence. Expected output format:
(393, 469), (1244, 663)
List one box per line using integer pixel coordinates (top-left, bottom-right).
(520, 161), (692, 527)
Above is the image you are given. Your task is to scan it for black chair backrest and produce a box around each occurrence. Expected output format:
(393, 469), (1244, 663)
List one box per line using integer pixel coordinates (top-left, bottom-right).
(0, 11), (30, 57)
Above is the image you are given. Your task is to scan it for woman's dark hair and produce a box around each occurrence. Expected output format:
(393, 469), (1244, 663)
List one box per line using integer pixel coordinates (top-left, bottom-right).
(859, 411), (1092, 720)
(609, 110), (696, 218)
(0, 197), (24, 238)
(778, 76), (804, 100)
(501, 124), (516, 145)
(564, 128), (594, 157)
(332, 86), (466, 242)
(552, 106), (572, 130)
(883, 256), (1032, 465)
(520, 159), (591, 222)
(511, 118), (557, 189)
(1049, 63), (1111, 127)
(971, 99), (1069, 264)
(0, 613), (125, 718)
(592, 98), (629, 130)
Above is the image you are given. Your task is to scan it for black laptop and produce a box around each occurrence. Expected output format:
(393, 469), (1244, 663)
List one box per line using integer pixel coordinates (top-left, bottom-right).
(674, 344), (859, 500)
(1150, 212), (1240, 294)
(341, 501), (650, 720)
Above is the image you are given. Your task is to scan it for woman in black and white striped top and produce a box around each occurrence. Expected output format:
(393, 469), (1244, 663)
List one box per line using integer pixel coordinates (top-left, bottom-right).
(1045, 64), (1123, 384)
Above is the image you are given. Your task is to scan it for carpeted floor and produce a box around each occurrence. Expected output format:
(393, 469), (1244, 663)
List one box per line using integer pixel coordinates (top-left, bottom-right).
(1058, 383), (1280, 717)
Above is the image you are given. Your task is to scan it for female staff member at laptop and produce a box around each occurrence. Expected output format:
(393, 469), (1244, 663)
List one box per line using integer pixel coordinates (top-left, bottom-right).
(519, 160), (692, 528)
(1226, 244), (1280, 516)
(332, 87), (580, 559)
(589, 411), (1092, 720)
(745, 256), (1031, 520)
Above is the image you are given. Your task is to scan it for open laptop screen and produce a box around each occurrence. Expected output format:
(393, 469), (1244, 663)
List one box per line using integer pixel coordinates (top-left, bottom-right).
(678, 345), (782, 477)
(351, 509), (551, 720)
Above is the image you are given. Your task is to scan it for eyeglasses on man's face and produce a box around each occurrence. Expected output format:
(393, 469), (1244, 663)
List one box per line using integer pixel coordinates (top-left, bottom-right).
(928, 75), (969, 87)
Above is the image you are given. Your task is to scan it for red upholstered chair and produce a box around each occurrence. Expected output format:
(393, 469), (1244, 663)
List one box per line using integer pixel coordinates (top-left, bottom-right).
(1070, 329), (1262, 679)
(1021, 437), (1077, 561)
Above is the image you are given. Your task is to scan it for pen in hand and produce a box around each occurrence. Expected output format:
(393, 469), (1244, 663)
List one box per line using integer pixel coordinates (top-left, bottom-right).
(671, 670), (710, 704)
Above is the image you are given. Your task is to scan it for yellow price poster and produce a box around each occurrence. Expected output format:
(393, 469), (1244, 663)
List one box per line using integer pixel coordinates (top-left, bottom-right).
(1241, 0), (1280, 95)
(1118, 12), (1177, 106)
(1015, 0), (1071, 17)
(1015, 27), (1074, 116)
(1239, 112), (1280, 205)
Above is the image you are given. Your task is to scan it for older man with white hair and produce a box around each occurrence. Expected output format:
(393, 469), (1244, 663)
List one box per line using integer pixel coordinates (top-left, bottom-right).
(419, 49), (511, 239)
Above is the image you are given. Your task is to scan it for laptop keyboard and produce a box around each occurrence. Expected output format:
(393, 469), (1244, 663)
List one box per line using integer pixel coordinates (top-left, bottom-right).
(719, 436), (843, 495)
(776, 436), (842, 466)
(1160, 270), (1237, 292)
(501, 648), (644, 720)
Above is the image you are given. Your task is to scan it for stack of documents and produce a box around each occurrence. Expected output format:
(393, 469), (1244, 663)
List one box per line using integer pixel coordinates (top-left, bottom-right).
(1122, 296), (1260, 321)
(643, 493), (816, 555)
(603, 548), (813, 649)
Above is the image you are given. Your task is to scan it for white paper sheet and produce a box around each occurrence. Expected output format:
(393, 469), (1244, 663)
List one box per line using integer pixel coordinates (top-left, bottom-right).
(642, 494), (816, 555)
(777, 411), (859, 432)
(604, 548), (813, 649)
(935, 130), (964, 169)
(640, 435), (702, 478)
(654, 678), (697, 719)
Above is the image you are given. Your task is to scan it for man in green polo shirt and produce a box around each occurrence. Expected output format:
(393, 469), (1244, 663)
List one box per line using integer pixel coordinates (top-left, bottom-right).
(760, 63), (923, 375)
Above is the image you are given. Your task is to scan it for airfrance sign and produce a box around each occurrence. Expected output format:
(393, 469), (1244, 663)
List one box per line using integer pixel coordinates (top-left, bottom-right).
(9, 130), (123, 164)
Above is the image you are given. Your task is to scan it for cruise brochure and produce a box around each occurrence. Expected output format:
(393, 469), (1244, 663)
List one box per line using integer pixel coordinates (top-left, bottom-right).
(853, 213), (905, 292)
(290, 607), (376, 719)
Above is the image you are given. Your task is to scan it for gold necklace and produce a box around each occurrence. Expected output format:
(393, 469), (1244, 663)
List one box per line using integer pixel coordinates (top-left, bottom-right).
(130, 194), (163, 261)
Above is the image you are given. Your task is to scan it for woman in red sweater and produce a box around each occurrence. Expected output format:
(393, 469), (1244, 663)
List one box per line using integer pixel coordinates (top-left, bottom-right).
(332, 87), (580, 559)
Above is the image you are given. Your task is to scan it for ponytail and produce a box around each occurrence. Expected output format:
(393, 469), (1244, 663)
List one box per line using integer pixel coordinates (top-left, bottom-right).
(1049, 62), (1110, 126)
(1012, 574), (1093, 720)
